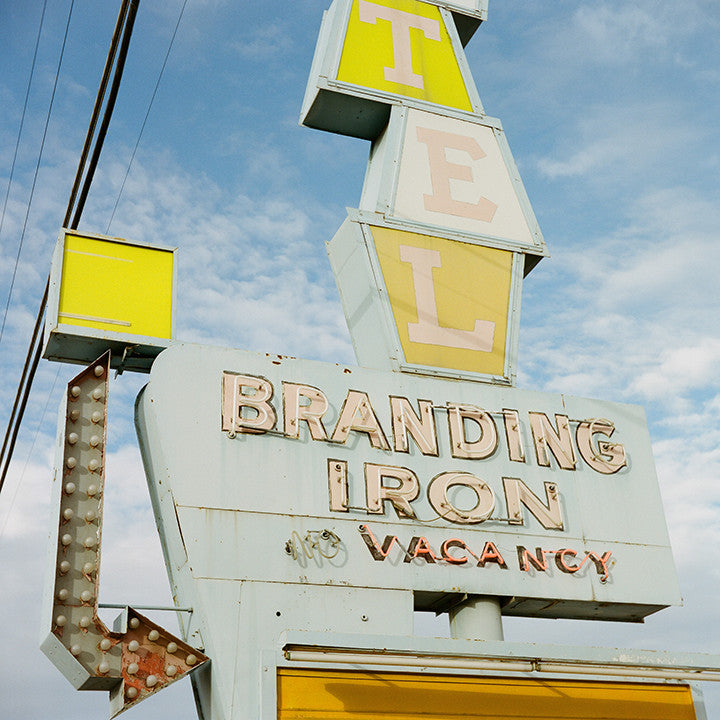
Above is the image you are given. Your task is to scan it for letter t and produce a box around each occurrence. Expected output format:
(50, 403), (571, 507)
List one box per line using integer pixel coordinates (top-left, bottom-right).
(358, 0), (441, 89)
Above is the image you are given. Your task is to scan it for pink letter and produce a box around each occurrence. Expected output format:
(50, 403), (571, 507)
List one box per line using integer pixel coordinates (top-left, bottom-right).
(416, 126), (498, 222)
(358, 0), (441, 89)
(399, 244), (495, 352)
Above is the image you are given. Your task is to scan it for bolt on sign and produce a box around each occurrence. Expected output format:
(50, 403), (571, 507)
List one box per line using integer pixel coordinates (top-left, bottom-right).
(43, 229), (176, 372)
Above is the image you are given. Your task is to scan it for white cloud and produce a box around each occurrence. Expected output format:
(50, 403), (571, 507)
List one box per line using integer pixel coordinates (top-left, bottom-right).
(570, 5), (669, 64)
(81, 148), (355, 364)
(232, 23), (293, 60)
(0, 453), (54, 542)
(520, 182), (720, 416)
(535, 0), (717, 73)
(631, 339), (720, 401)
(536, 105), (701, 182)
(537, 139), (615, 180)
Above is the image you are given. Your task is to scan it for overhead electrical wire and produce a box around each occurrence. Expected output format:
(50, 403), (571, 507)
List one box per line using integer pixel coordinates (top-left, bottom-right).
(0, 0), (71, 346)
(70, 0), (139, 230)
(1, 0), (187, 496)
(0, 0), (140, 494)
(0, 365), (60, 542)
(0, 334), (44, 495)
(0, 0), (48, 274)
(64, 0), (133, 229)
(0, 282), (48, 493)
(107, 0), (189, 233)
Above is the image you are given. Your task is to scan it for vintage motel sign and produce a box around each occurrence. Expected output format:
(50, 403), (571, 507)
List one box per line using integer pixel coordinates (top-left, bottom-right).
(328, 212), (523, 382)
(135, 343), (682, 719)
(41, 354), (207, 716)
(138, 345), (680, 619)
(43, 229), (176, 372)
(300, 0), (483, 138)
(39, 3), (704, 719)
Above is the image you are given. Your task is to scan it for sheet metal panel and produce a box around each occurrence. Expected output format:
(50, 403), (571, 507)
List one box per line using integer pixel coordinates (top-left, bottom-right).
(276, 668), (698, 720)
(359, 105), (548, 259)
(300, 0), (483, 139)
(327, 212), (524, 384)
(279, 629), (720, 672)
(136, 343), (680, 620)
(43, 229), (176, 372)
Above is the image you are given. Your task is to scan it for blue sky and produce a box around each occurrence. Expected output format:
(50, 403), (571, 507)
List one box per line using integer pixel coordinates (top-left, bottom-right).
(1, 1), (719, 718)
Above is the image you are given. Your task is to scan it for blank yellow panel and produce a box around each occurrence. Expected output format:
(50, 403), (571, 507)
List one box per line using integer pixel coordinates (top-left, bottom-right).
(337, 0), (472, 111)
(277, 669), (697, 720)
(58, 234), (173, 339)
(371, 225), (513, 377)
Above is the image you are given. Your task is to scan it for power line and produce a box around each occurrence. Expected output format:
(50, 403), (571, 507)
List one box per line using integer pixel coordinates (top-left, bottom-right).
(107, 0), (189, 233)
(0, 282), (48, 491)
(70, 0), (139, 229)
(0, 0), (48, 254)
(0, 0), (141, 495)
(0, 0), (73, 346)
(0, 329), (43, 496)
(64, 0), (132, 229)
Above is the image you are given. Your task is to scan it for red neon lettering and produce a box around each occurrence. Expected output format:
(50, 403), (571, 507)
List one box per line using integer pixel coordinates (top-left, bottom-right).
(554, 548), (583, 574)
(477, 541), (507, 568)
(405, 536), (437, 564)
(358, 524), (405, 561)
(586, 550), (613, 581)
(517, 546), (547, 572)
(440, 538), (469, 564)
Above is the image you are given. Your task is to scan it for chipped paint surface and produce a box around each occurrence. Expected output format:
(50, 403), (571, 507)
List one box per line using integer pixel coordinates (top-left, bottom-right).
(139, 343), (680, 620)
(40, 354), (208, 715)
(115, 609), (208, 716)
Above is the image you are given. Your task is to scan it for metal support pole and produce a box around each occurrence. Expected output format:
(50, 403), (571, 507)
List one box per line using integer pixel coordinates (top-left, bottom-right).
(448, 595), (504, 641)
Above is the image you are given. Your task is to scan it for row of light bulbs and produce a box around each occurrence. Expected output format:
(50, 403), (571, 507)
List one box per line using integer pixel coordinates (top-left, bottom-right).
(52, 363), (109, 674)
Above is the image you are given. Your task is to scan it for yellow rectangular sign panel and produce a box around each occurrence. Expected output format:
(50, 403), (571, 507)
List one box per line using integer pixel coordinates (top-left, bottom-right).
(58, 233), (173, 339)
(337, 0), (472, 111)
(278, 669), (698, 720)
(370, 225), (513, 377)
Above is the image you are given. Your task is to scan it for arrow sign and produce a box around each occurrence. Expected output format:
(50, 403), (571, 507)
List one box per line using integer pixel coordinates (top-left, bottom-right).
(40, 352), (208, 716)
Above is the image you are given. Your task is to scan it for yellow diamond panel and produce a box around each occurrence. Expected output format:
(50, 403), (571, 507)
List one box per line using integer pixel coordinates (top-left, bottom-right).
(337, 0), (472, 111)
(58, 234), (173, 339)
(370, 225), (512, 377)
(277, 668), (697, 720)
